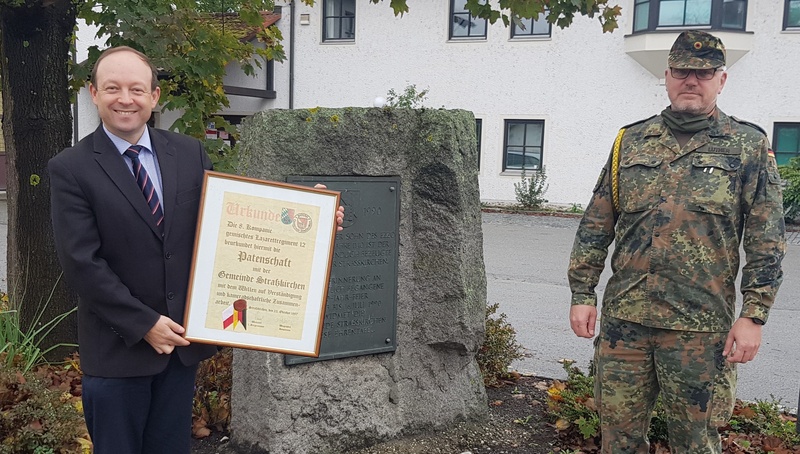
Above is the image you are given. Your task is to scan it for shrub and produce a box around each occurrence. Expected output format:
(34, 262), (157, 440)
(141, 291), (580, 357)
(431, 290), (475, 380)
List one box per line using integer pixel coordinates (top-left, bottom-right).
(779, 158), (800, 221)
(385, 84), (429, 109)
(0, 362), (89, 453)
(192, 347), (233, 437)
(514, 167), (549, 210)
(477, 303), (528, 386)
(724, 399), (800, 448)
(546, 362), (800, 452)
(547, 361), (598, 440)
(1, 284), (77, 373)
(206, 141), (239, 175)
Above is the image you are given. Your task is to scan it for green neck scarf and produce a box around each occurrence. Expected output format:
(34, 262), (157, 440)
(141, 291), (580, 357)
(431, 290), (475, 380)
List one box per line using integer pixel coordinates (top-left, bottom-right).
(661, 107), (712, 134)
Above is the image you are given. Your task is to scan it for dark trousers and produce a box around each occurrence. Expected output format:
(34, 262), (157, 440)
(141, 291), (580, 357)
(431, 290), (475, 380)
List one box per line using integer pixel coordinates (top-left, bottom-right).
(82, 354), (199, 454)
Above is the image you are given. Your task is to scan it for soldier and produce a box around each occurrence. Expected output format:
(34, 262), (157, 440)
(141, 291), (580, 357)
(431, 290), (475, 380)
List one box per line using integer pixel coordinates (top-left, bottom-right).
(567, 31), (785, 453)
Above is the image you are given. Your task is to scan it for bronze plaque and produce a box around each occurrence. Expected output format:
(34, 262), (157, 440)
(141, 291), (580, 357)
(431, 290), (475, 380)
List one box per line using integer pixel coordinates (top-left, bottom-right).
(284, 176), (399, 365)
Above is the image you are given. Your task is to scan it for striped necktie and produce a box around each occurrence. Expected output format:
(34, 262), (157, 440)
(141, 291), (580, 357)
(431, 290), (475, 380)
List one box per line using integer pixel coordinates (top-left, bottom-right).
(124, 145), (164, 229)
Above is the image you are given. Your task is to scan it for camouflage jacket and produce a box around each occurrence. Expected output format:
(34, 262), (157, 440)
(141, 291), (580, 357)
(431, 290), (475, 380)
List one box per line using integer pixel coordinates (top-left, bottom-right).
(568, 110), (785, 332)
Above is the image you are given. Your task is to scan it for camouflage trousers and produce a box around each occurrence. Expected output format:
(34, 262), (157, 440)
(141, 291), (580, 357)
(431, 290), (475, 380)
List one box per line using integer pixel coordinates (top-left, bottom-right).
(593, 316), (736, 453)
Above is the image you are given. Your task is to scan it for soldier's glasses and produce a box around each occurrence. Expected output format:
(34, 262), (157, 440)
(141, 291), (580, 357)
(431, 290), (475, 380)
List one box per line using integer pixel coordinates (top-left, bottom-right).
(669, 67), (723, 80)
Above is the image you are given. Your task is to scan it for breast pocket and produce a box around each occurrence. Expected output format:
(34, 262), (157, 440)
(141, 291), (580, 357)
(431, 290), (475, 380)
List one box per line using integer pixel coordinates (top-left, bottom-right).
(619, 155), (663, 213)
(687, 154), (741, 216)
(176, 185), (202, 205)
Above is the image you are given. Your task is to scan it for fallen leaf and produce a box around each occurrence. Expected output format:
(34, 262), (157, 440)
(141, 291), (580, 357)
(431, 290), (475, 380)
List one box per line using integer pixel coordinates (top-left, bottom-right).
(193, 426), (211, 438)
(734, 406), (756, 419)
(762, 435), (784, 452)
(554, 418), (570, 430)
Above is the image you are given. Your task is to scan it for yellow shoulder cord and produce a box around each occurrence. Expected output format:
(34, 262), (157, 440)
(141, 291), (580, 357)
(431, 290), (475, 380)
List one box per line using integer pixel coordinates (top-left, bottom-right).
(611, 128), (626, 214)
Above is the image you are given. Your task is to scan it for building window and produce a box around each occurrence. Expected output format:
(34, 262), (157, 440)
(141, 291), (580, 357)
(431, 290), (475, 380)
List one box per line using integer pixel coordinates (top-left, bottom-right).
(476, 119), (482, 170)
(510, 11), (551, 38)
(786, 0), (800, 29)
(632, 0), (746, 33)
(450, 0), (487, 39)
(773, 123), (800, 166)
(206, 115), (247, 148)
(323, 0), (355, 41)
(503, 120), (543, 171)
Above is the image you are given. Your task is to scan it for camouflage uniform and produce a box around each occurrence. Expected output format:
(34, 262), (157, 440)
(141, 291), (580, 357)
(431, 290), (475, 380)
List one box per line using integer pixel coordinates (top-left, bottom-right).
(571, 111), (785, 330)
(567, 33), (785, 453)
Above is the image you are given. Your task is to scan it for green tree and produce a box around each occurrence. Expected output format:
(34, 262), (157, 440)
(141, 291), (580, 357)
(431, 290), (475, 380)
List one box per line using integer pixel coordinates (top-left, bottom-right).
(0, 0), (79, 360)
(364, 0), (622, 33)
(0, 0), (621, 354)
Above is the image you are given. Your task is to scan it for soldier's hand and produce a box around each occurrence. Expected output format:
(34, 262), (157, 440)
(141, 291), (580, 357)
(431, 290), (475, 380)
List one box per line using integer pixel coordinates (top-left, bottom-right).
(569, 305), (597, 338)
(723, 317), (762, 364)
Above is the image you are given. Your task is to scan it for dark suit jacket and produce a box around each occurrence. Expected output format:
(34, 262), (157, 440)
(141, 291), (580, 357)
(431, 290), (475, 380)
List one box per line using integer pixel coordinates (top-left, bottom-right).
(49, 125), (217, 377)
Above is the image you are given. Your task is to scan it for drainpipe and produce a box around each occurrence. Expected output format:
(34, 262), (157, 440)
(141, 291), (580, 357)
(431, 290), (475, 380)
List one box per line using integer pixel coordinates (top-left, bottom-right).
(289, 0), (295, 109)
(72, 47), (79, 145)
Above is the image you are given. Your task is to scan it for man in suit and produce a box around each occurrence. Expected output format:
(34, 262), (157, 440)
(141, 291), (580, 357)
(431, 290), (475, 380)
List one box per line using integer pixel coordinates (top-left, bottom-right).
(49, 46), (217, 453)
(51, 46), (344, 453)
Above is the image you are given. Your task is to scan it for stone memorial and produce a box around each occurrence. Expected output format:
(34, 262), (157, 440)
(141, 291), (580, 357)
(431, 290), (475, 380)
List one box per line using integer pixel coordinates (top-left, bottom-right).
(230, 107), (487, 453)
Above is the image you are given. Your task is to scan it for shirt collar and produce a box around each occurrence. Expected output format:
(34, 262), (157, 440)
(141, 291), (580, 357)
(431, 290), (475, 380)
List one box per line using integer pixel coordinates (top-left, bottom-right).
(103, 125), (155, 156)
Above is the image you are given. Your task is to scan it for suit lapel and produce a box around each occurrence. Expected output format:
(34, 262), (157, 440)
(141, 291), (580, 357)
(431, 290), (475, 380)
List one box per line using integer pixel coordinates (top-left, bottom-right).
(149, 127), (177, 238)
(92, 125), (164, 239)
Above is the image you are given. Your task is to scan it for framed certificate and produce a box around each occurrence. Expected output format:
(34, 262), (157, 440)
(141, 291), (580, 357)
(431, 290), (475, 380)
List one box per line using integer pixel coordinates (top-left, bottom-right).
(183, 171), (340, 357)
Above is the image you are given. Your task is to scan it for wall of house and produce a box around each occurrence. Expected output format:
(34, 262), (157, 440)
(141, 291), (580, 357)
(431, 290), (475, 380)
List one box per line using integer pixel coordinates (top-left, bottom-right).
(285, 0), (800, 206)
(68, 2), (800, 206)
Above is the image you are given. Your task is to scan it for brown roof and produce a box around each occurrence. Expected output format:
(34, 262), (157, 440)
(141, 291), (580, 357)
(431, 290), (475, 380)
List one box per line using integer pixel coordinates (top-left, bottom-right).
(202, 11), (281, 42)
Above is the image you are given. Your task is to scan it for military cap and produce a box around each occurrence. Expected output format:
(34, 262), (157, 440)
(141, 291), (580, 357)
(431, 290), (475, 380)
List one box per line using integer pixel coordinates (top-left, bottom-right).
(668, 30), (726, 69)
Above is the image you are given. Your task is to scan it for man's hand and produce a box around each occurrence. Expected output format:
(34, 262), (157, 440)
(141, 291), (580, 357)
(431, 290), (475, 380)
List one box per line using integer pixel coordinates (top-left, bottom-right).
(314, 183), (345, 231)
(143, 315), (190, 354)
(570, 305), (597, 338)
(723, 317), (762, 364)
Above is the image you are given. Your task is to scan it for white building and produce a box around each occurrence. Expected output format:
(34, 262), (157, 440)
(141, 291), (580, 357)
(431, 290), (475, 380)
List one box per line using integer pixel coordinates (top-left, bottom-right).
(74, 1), (800, 206)
(280, 0), (800, 206)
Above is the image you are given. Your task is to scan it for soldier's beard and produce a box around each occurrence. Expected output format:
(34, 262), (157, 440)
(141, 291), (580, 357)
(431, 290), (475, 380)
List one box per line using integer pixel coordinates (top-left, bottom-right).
(671, 101), (716, 116)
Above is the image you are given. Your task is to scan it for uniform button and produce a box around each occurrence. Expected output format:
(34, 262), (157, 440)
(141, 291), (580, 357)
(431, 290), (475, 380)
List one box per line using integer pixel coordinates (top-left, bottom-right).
(167, 292), (175, 300)
(165, 252), (172, 259)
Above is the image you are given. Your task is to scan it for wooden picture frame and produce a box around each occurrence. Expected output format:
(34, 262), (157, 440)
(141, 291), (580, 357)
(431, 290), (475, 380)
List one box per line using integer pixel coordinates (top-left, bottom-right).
(183, 171), (340, 357)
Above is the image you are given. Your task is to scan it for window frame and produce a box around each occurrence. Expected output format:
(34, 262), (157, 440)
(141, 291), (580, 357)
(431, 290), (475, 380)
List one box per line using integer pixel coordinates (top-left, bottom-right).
(322, 0), (356, 42)
(510, 11), (552, 38)
(785, 0), (800, 30)
(773, 122), (800, 166)
(502, 119), (544, 172)
(632, 0), (747, 33)
(449, 0), (488, 40)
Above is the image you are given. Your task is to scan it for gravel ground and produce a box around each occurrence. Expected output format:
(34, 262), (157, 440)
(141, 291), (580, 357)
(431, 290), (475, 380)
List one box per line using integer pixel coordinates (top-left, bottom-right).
(191, 375), (560, 454)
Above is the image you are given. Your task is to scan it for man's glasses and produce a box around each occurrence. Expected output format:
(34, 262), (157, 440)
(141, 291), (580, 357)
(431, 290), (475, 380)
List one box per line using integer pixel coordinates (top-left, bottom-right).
(669, 67), (723, 80)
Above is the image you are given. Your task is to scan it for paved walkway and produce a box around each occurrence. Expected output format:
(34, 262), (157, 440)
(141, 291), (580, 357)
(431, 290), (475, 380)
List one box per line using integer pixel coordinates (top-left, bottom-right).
(483, 211), (800, 409)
